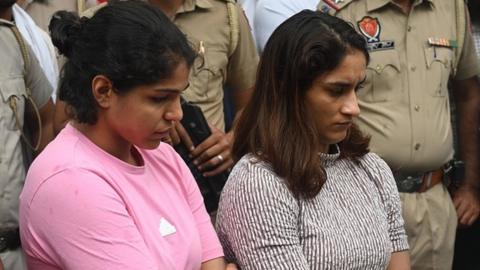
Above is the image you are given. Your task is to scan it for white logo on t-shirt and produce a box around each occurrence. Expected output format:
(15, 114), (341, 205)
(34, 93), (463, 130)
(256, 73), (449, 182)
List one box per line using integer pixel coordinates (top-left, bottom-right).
(159, 218), (176, 237)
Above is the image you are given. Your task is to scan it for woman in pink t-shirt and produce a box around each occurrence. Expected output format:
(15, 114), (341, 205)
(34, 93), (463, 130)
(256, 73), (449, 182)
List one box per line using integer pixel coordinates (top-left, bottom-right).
(19, 1), (232, 269)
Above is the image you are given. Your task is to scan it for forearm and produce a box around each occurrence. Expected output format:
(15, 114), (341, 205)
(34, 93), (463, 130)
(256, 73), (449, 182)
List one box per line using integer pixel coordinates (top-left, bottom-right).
(387, 251), (411, 270)
(201, 257), (228, 270)
(453, 77), (480, 188)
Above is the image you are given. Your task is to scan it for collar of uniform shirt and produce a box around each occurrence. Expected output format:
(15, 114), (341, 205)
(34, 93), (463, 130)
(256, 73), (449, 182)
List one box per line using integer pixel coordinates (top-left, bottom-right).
(176, 0), (212, 14)
(0, 18), (14, 26)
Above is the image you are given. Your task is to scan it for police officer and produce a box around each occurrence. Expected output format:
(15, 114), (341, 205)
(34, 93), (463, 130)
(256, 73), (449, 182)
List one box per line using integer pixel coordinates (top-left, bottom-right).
(148, 0), (259, 177)
(316, 0), (480, 269)
(0, 0), (55, 268)
(16, 0), (99, 32)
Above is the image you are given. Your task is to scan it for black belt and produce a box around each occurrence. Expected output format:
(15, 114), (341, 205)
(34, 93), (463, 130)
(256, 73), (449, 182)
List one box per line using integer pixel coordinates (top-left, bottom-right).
(394, 168), (445, 193)
(393, 161), (455, 193)
(0, 227), (21, 253)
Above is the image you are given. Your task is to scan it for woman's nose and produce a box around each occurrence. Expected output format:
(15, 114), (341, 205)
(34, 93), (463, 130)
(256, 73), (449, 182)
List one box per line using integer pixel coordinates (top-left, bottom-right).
(342, 90), (360, 117)
(165, 96), (183, 122)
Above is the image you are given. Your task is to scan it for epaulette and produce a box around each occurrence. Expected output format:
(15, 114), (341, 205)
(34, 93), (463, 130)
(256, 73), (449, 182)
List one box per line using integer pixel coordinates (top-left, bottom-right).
(221, 0), (240, 56)
(316, 0), (356, 15)
(0, 18), (14, 27)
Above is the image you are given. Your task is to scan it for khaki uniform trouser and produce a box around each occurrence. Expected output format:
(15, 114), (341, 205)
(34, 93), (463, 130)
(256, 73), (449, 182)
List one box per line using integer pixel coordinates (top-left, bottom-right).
(0, 248), (27, 270)
(400, 183), (457, 270)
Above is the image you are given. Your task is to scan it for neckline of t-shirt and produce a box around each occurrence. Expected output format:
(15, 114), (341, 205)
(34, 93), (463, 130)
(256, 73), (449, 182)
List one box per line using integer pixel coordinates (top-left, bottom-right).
(64, 123), (147, 175)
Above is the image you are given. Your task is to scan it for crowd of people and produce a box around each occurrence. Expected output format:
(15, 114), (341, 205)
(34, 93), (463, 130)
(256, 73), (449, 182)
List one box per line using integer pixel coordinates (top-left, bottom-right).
(0, 0), (479, 269)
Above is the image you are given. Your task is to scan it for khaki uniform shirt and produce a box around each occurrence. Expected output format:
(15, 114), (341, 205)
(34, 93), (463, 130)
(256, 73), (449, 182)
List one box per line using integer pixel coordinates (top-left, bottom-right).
(0, 20), (52, 227)
(320, 0), (480, 173)
(20, 0), (98, 32)
(173, 0), (259, 131)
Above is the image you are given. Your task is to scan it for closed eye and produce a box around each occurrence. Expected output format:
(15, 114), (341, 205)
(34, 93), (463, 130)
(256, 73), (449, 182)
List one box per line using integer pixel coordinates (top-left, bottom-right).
(150, 96), (168, 103)
(355, 83), (365, 92)
(355, 77), (367, 92)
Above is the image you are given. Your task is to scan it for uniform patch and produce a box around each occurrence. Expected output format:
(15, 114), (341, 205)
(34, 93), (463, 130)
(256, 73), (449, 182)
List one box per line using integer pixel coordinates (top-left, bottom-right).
(357, 16), (395, 51)
(357, 16), (381, 42)
(367, 41), (395, 52)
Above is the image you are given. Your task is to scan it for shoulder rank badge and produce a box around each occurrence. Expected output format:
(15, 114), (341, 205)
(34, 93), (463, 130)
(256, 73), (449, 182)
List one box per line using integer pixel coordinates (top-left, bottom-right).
(357, 16), (395, 52)
(317, 0), (340, 14)
(317, 0), (354, 15)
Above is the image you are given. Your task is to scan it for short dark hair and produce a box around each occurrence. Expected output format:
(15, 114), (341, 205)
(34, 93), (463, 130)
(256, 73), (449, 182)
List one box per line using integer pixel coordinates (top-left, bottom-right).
(232, 10), (370, 199)
(49, 0), (196, 124)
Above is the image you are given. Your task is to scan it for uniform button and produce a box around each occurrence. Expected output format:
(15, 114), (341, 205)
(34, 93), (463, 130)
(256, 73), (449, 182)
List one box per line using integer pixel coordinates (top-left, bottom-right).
(375, 65), (382, 71)
(410, 65), (416, 71)
(407, 26), (412, 32)
(414, 105), (420, 111)
(414, 143), (421, 150)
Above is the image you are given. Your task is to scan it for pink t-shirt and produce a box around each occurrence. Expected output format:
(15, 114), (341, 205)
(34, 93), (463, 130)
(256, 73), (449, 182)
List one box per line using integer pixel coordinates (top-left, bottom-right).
(19, 124), (223, 270)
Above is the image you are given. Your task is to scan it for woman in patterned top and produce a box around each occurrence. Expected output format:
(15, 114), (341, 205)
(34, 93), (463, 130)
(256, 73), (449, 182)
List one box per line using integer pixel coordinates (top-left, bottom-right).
(216, 10), (411, 270)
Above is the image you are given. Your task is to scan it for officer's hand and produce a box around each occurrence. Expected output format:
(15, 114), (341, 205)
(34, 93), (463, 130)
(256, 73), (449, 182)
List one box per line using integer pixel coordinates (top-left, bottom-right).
(167, 121), (194, 149)
(191, 124), (233, 177)
(0, 257), (4, 270)
(453, 185), (480, 226)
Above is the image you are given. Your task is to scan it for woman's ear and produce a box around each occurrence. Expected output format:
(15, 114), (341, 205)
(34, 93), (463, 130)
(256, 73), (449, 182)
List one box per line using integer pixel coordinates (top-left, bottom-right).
(91, 75), (114, 109)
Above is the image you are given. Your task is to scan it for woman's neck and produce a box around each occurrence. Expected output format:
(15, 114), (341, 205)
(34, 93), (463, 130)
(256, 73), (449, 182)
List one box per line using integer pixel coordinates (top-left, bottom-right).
(318, 144), (329, 154)
(72, 122), (139, 166)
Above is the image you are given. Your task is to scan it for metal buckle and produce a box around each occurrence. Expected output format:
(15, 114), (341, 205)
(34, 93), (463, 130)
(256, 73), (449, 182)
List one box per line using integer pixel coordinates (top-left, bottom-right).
(0, 235), (8, 253)
(393, 171), (424, 193)
(0, 227), (21, 253)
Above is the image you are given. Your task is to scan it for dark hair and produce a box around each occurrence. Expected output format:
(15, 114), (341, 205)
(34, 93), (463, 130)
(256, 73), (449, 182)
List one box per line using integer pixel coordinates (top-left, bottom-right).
(49, 0), (196, 124)
(233, 10), (370, 199)
(469, 0), (480, 24)
(0, 0), (16, 8)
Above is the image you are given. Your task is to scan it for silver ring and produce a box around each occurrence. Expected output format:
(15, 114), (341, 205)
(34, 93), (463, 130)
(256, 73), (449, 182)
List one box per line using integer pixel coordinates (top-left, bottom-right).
(217, 154), (224, 163)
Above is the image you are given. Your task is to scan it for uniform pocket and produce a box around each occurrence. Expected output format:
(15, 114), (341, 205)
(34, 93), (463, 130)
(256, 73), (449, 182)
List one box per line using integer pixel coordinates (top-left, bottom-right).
(360, 50), (402, 102)
(184, 39), (223, 104)
(0, 77), (28, 131)
(424, 46), (453, 97)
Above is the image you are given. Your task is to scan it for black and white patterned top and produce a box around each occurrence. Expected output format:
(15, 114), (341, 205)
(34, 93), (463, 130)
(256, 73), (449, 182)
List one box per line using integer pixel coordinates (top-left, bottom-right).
(216, 149), (409, 270)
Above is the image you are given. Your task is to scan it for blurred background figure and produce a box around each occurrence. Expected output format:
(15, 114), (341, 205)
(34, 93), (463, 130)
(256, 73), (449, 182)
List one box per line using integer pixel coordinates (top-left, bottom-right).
(13, 1), (58, 100)
(16, 0), (99, 31)
(252, 0), (317, 53)
(0, 0), (55, 269)
(452, 2), (480, 269)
